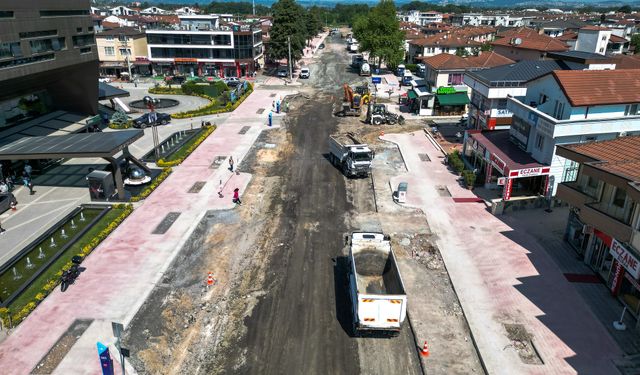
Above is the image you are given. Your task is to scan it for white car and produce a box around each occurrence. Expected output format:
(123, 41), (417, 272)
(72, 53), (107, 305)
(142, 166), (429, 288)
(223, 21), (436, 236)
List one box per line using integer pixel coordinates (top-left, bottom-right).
(98, 77), (111, 83)
(299, 67), (310, 79)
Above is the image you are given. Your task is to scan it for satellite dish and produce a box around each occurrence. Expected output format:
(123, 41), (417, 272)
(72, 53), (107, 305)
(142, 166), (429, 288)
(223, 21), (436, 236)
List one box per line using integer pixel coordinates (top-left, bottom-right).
(514, 38), (522, 45)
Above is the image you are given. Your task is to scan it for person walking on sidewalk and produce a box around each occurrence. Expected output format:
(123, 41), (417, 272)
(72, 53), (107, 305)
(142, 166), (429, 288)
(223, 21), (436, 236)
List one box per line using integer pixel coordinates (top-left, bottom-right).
(24, 162), (32, 179)
(229, 156), (234, 172)
(232, 188), (242, 205)
(0, 220), (5, 234)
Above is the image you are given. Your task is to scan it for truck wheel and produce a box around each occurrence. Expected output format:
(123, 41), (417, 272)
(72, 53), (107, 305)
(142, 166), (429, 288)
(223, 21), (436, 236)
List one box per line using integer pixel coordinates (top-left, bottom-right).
(388, 118), (397, 125)
(372, 118), (382, 125)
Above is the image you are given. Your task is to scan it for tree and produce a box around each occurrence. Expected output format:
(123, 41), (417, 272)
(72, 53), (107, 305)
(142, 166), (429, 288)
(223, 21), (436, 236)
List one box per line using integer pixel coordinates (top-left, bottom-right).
(631, 34), (640, 55)
(618, 5), (632, 14)
(269, 0), (307, 69)
(353, 0), (405, 69)
(305, 7), (323, 43)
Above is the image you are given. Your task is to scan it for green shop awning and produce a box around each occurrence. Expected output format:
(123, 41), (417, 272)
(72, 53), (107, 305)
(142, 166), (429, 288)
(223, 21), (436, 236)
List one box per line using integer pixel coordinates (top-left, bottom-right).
(407, 90), (418, 100)
(436, 92), (469, 106)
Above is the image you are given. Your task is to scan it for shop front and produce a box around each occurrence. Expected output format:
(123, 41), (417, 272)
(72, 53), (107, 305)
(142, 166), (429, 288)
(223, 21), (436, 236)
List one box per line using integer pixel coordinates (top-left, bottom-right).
(433, 87), (469, 116)
(609, 239), (640, 318)
(99, 62), (126, 78)
(564, 208), (591, 256)
(465, 130), (550, 200)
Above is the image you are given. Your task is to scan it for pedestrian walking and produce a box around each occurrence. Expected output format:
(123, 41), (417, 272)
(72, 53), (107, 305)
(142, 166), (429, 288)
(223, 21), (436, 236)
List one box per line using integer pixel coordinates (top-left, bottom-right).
(24, 162), (32, 179)
(229, 156), (234, 172)
(0, 220), (5, 234)
(268, 111), (273, 127)
(272, 100), (275, 110)
(284, 101), (289, 113)
(232, 188), (242, 205)
(27, 178), (34, 195)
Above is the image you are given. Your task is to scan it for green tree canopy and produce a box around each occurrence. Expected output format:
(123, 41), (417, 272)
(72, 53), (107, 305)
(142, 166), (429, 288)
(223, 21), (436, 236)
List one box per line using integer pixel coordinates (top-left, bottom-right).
(353, 0), (405, 69)
(269, 0), (307, 67)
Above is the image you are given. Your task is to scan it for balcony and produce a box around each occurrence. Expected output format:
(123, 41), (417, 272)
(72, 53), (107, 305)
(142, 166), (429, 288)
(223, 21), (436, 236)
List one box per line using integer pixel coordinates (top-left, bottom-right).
(582, 202), (633, 243)
(556, 182), (596, 208)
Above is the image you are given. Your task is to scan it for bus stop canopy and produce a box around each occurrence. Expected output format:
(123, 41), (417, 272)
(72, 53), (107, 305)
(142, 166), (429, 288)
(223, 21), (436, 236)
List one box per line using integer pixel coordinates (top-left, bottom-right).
(98, 82), (130, 100)
(0, 130), (143, 160)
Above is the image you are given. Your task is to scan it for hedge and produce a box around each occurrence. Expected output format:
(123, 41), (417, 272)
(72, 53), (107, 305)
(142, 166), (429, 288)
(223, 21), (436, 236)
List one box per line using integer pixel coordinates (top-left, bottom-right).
(156, 126), (216, 167)
(108, 120), (133, 129)
(148, 87), (184, 95)
(130, 167), (173, 203)
(171, 82), (253, 119)
(0, 204), (134, 328)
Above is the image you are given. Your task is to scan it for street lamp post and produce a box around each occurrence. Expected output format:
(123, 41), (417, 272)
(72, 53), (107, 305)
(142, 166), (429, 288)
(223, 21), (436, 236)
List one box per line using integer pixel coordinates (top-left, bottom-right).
(143, 96), (160, 160)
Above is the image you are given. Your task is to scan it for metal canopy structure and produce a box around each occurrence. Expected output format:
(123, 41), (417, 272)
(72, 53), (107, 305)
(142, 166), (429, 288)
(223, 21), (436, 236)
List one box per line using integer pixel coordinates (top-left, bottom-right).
(0, 130), (146, 200)
(98, 82), (130, 100)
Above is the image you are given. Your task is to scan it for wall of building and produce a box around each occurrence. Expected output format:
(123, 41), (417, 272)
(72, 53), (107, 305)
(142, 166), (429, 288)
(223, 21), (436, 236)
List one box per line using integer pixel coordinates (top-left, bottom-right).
(493, 45), (545, 62)
(575, 30), (611, 55)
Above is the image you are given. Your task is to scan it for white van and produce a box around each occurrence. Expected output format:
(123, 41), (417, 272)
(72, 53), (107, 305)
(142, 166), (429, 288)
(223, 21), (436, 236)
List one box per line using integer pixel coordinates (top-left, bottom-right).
(299, 67), (310, 79)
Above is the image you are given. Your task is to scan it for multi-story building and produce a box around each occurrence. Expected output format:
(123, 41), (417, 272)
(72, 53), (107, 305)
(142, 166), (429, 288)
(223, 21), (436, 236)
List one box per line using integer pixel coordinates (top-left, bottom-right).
(492, 28), (570, 61)
(574, 26), (611, 55)
(450, 13), (526, 28)
(398, 10), (443, 26)
(555, 137), (640, 322)
(145, 14), (263, 78)
(0, 0), (98, 127)
(96, 27), (149, 78)
(506, 69), (640, 195)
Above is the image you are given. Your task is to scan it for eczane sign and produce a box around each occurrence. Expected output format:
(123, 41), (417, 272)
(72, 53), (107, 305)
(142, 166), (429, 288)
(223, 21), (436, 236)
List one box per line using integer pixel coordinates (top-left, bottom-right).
(610, 239), (640, 279)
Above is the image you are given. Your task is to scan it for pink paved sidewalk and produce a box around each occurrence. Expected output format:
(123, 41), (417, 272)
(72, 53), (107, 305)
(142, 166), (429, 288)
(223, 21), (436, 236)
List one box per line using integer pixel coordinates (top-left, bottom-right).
(383, 132), (622, 375)
(0, 88), (294, 375)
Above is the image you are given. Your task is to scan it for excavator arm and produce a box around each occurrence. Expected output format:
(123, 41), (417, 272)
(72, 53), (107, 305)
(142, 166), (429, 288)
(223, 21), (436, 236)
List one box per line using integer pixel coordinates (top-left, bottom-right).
(343, 83), (354, 104)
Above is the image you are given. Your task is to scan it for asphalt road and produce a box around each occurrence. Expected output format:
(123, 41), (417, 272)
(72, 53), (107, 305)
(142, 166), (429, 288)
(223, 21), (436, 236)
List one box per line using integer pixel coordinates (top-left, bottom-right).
(218, 34), (421, 375)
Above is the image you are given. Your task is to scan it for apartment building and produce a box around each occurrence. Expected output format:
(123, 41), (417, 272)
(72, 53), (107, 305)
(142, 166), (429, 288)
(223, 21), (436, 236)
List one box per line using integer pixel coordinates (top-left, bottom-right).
(556, 137), (640, 321)
(0, 0), (98, 126)
(145, 15), (263, 77)
(96, 27), (149, 78)
(506, 69), (640, 195)
(450, 13), (526, 28)
(398, 10), (443, 26)
(492, 28), (570, 61)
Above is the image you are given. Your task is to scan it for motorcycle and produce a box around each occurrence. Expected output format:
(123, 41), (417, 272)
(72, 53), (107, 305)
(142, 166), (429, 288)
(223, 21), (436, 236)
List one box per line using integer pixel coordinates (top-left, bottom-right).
(60, 256), (83, 292)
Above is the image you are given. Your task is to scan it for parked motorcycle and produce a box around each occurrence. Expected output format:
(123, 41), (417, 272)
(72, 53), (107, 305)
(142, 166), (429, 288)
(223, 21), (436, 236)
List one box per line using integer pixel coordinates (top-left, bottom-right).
(60, 256), (83, 292)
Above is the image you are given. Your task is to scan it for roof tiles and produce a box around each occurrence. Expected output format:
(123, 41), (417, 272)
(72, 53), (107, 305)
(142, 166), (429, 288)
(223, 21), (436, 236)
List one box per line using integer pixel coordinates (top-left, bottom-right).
(561, 136), (640, 181)
(552, 69), (640, 106)
(492, 28), (569, 52)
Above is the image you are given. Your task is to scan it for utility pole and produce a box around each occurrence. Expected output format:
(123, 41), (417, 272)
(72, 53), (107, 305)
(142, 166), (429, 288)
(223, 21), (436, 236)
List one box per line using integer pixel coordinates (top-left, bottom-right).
(287, 36), (292, 80)
(252, 0), (255, 16)
(121, 34), (133, 84)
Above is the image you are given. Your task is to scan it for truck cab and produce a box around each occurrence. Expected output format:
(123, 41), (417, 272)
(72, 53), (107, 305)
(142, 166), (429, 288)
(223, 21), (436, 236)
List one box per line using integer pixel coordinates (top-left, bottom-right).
(402, 71), (413, 86)
(396, 64), (406, 77)
(348, 145), (373, 172)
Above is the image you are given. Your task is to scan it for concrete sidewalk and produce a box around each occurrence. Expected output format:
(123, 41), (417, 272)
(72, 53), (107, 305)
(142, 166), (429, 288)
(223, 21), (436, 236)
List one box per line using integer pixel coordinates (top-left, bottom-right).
(383, 131), (622, 375)
(0, 86), (295, 375)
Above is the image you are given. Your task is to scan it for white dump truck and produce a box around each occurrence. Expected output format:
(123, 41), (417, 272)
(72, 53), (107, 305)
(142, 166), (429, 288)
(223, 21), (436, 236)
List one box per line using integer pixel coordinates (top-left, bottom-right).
(328, 133), (374, 178)
(348, 232), (407, 336)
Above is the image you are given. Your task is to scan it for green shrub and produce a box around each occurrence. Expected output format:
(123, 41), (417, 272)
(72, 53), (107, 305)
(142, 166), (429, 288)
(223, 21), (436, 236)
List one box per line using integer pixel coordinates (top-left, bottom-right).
(462, 170), (476, 188)
(405, 64), (418, 72)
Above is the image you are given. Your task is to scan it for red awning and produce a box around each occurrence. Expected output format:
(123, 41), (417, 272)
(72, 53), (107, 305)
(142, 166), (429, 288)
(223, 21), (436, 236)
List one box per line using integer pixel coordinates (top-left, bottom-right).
(469, 130), (547, 177)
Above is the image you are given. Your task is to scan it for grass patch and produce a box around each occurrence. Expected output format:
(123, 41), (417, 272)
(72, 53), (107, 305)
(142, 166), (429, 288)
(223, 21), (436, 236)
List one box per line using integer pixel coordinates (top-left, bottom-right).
(1, 206), (132, 327)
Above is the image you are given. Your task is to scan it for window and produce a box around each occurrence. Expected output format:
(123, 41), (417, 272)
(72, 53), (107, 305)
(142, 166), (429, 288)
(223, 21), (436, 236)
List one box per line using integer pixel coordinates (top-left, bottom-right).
(613, 187), (627, 208)
(448, 73), (464, 85)
(553, 100), (564, 119)
(535, 134), (544, 150)
(119, 48), (131, 56)
(625, 104), (639, 116)
(118, 35), (128, 42)
(104, 46), (115, 55)
(19, 30), (57, 39)
(561, 159), (579, 182)
(76, 27), (82, 33)
(106, 36), (114, 41)
(539, 94), (548, 104)
(40, 10), (89, 17)
(599, 47), (604, 53)
(80, 47), (92, 54)
(602, 36), (607, 41)
(0, 11), (14, 18)
(72, 34), (95, 47)
(30, 37), (65, 53)
(88, 27), (94, 32)
(0, 42), (22, 59)
(0, 53), (54, 69)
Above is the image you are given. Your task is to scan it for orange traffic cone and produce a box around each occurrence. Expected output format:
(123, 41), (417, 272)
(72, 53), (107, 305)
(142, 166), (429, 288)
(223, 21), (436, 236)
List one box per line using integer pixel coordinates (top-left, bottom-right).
(207, 272), (215, 286)
(420, 341), (430, 357)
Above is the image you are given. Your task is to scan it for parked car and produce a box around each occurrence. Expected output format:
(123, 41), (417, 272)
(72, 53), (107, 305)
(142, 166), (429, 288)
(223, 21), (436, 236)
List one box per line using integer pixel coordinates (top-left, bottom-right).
(133, 112), (171, 128)
(224, 77), (241, 87)
(319, 43), (325, 49)
(276, 67), (289, 77)
(299, 67), (310, 79)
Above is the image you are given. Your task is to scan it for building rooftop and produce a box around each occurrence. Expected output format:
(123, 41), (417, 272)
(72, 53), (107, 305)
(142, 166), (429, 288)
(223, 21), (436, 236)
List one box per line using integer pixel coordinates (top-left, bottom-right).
(552, 69), (640, 107)
(609, 34), (629, 44)
(558, 136), (640, 181)
(470, 130), (545, 171)
(420, 53), (470, 69)
(466, 59), (584, 85)
(546, 50), (610, 61)
(465, 51), (515, 68)
(539, 19), (588, 29)
(612, 54), (640, 70)
(493, 28), (570, 52)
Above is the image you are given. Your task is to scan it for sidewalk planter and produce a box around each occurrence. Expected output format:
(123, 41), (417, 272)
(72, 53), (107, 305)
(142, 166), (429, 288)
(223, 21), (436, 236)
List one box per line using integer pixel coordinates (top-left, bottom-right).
(462, 170), (476, 190)
(447, 150), (465, 175)
(130, 167), (173, 202)
(156, 125), (216, 168)
(171, 82), (253, 119)
(1, 204), (134, 328)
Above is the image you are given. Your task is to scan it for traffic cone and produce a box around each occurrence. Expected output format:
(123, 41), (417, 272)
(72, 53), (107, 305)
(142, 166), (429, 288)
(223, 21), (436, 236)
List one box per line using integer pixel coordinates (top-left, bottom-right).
(420, 341), (430, 357)
(207, 272), (215, 286)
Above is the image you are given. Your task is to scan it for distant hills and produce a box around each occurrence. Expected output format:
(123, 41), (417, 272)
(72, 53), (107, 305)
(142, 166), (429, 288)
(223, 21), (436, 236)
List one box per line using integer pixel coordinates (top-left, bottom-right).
(148, 0), (636, 7)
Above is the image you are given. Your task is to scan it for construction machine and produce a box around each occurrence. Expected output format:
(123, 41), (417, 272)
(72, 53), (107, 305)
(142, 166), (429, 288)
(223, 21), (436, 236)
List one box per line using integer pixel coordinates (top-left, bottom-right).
(355, 84), (371, 105)
(366, 103), (405, 125)
(338, 83), (363, 117)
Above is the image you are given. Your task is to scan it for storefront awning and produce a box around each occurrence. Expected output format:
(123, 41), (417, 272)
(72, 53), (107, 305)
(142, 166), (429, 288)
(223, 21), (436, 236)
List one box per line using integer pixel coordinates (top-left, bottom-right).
(468, 130), (548, 177)
(408, 90), (418, 100)
(436, 93), (469, 106)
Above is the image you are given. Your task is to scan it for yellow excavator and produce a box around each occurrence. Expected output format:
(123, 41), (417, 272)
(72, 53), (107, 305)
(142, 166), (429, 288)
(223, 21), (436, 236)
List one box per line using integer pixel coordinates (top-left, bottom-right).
(338, 83), (362, 117)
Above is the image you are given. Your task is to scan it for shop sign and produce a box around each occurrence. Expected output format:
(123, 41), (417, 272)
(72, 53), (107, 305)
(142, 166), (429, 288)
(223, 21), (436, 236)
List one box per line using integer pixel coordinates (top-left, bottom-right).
(610, 239), (640, 279)
(436, 86), (456, 95)
(497, 177), (506, 186)
(490, 154), (506, 174)
(174, 58), (197, 63)
(494, 109), (512, 118)
(509, 166), (551, 178)
(611, 261), (624, 295)
(503, 178), (513, 201)
(135, 57), (149, 62)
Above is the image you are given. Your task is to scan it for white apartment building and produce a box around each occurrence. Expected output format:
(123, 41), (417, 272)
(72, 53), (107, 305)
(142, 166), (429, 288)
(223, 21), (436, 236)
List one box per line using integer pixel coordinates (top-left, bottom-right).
(398, 10), (443, 26)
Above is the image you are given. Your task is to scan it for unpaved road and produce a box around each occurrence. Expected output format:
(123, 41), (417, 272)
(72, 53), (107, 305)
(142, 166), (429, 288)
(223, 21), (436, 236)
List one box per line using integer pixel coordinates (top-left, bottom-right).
(122, 33), (476, 375)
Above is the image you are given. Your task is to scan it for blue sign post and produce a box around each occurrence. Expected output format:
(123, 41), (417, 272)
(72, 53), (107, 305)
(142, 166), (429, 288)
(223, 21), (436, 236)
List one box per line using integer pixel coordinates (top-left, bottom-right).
(371, 77), (381, 84)
(97, 342), (114, 375)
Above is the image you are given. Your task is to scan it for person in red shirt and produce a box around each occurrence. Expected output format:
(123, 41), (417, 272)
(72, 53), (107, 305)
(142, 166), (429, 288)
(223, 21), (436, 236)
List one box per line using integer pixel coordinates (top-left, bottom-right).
(233, 188), (242, 205)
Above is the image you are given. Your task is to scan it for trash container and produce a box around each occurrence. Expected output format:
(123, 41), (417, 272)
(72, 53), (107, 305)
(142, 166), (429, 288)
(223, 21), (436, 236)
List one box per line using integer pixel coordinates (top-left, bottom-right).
(86, 170), (115, 201)
(396, 182), (408, 203)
